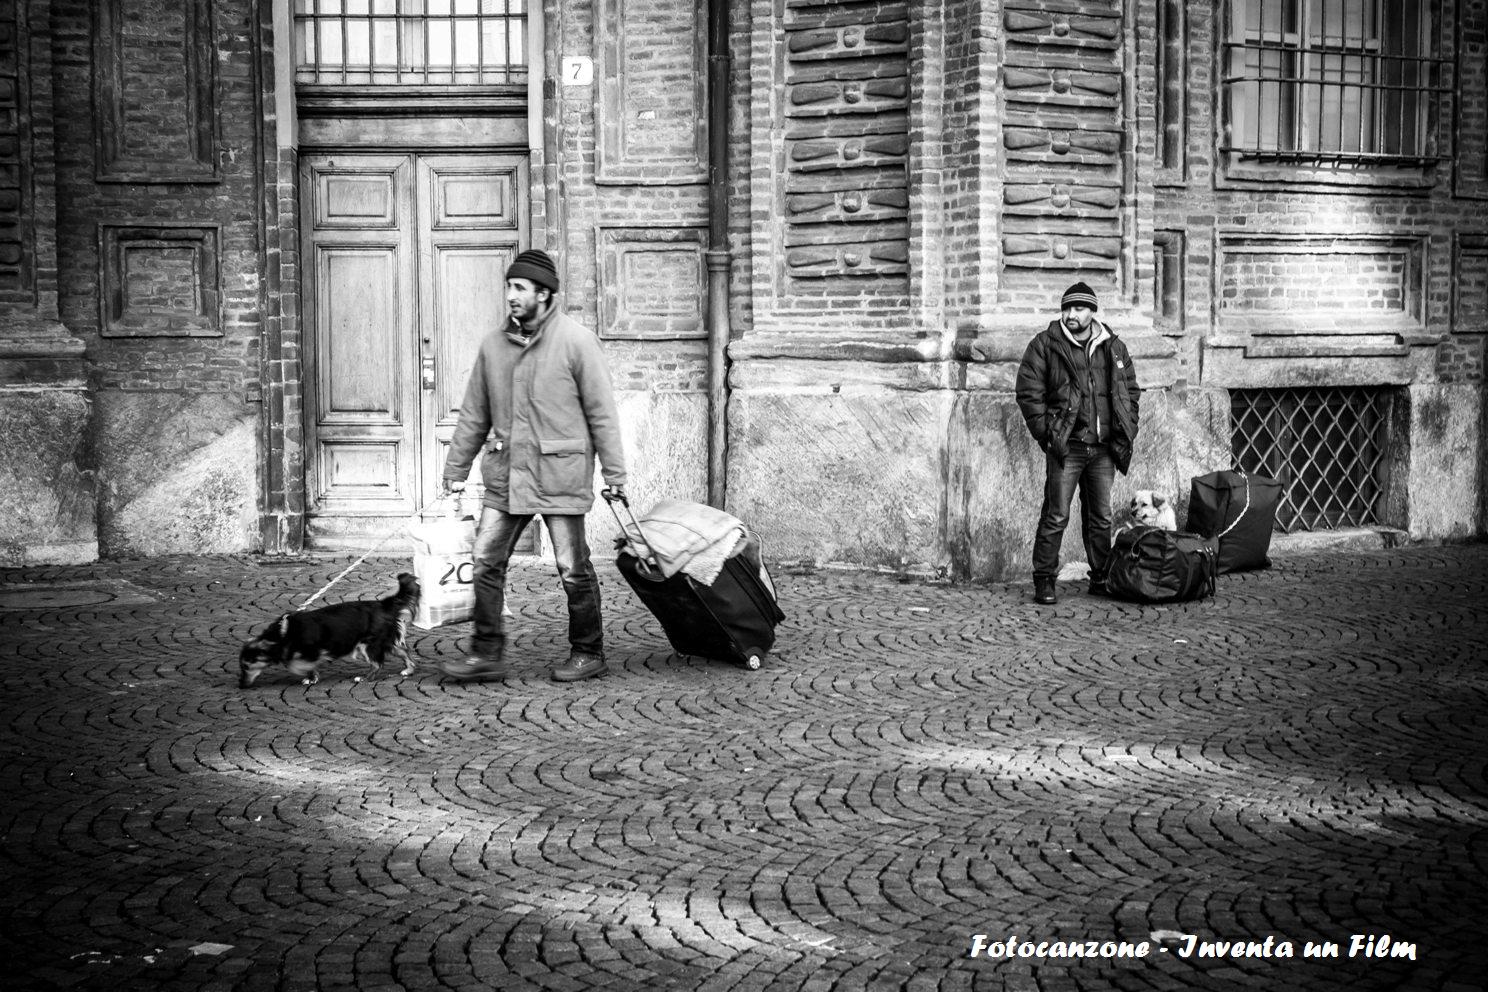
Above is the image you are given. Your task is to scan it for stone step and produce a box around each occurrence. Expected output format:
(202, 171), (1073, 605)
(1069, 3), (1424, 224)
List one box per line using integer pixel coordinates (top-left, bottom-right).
(1269, 526), (1410, 554)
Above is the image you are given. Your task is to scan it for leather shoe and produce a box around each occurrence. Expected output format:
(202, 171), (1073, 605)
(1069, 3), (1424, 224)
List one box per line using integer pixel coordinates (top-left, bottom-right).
(552, 651), (608, 682)
(438, 654), (511, 681)
(1033, 578), (1057, 605)
(1088, 580), (1109, 597)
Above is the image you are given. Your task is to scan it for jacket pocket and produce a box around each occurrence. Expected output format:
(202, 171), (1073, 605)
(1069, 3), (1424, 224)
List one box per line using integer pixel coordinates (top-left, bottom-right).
(537, 437), (590, 498)
(1049, 408), (1075, 461)
(479, 438), (510, 500)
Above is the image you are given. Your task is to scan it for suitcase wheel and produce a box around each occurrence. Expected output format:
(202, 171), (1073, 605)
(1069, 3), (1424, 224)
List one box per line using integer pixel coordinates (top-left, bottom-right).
(744, 652), (763, 671)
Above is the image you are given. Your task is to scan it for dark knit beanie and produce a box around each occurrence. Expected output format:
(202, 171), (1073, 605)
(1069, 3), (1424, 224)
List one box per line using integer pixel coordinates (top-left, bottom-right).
(505, 249), (559, 292)
(1060, 281), (1098, 311)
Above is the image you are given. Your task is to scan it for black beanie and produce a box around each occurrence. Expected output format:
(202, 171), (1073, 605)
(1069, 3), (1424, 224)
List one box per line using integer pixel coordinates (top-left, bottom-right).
(505, 249), (559, 292)
(1060, 281), (1098, 311)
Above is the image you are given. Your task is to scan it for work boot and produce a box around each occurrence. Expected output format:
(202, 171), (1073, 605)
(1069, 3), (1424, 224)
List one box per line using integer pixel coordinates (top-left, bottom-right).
(552, 651), (608, 683)
(1033, 577), (1057, 605)
(438, 646), (511, 682)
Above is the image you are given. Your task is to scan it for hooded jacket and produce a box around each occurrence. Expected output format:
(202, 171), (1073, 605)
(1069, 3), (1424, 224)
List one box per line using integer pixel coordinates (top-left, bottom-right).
(443, 306), (627, 514)
(1015, 319), (1140, 473)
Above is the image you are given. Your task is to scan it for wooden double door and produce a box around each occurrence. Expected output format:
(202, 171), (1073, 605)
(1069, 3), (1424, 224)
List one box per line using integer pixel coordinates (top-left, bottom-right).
(300, 151), (528, 548)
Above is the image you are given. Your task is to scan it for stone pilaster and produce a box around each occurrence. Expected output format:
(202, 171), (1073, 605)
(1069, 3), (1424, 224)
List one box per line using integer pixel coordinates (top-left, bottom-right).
(0, 0), (97, 565)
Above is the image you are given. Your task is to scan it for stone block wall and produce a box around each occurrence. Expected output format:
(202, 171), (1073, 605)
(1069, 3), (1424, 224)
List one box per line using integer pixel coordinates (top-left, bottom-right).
(1408, 383), (1483, 541)
(0, 384), (95, 564)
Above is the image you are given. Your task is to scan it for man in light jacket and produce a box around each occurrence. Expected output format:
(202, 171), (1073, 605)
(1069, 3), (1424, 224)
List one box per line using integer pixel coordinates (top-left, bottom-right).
(439, 249), (628, 683)
(1015, 281), (1140, 606)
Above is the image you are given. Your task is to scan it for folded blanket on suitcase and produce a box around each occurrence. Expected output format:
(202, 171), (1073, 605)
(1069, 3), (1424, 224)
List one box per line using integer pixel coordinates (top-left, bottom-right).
(619, 499), (747, 586)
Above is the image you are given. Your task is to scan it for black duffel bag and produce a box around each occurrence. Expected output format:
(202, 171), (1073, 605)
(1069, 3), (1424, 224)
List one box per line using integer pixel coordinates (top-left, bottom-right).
(1103, 526), (1218, 604)
(1185, 469), (1282, 574)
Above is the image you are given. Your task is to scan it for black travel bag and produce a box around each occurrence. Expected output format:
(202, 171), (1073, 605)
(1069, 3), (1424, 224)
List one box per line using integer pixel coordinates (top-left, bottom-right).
(1185, 469), (1282, 574)
(606, 495), (784, 670)
(1103, 525), (1218, 604)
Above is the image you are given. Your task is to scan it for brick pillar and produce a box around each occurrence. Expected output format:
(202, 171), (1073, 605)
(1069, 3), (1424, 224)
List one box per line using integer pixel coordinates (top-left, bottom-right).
(0, 0), (97, 564)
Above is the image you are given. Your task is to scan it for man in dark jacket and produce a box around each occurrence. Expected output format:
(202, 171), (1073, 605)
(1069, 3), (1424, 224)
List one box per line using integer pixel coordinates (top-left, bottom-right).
(1015, 282), (1140, 605)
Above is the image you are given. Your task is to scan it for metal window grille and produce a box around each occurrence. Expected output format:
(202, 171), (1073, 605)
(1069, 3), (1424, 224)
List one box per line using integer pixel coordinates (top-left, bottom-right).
(294, 0), (527, 87)
(1231, 387), (1396, 533)
(1221, 0), (1448, 164)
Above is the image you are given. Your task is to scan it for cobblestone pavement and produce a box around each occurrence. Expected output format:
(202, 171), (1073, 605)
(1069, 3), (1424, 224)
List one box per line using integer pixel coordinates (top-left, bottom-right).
(1, 544), (1486, 992)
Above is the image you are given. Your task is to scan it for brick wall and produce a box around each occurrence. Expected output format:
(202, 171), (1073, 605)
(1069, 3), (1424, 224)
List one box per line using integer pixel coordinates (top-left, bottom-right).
(937, 2), (998, 320)
(1157, 0), (1487, 385)
(0, 0), (31, 303)
(51, 0), (263, 554)
(551, 0), (714, 510)
(554, 0), (710, 335)
(1458, 0), (1488, 198)
(1220, 253), (1410, 316)
(53, 0), (263, 389)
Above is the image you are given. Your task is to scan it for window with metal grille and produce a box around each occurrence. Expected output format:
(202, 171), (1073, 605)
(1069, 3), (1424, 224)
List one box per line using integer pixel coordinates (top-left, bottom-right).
(1222, 0), (1447, 164)
(1231, 387), (1398, 533)
(294, 0), (527, 87)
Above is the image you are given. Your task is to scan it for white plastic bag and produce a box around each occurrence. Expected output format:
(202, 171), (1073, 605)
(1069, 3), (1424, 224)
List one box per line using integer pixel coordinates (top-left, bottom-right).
(408, 505), (476, 629)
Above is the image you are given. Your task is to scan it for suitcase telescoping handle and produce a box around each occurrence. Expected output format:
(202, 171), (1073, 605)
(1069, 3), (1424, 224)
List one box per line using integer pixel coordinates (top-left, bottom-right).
(601, 488), (663, 573)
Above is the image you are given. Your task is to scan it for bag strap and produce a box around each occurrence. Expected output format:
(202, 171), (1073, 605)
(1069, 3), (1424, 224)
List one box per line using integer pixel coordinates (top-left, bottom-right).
(1215, 469), (1252, 540)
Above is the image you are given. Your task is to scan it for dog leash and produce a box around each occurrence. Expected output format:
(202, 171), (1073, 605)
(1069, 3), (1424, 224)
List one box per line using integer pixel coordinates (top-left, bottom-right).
(282, 493), (457, 626)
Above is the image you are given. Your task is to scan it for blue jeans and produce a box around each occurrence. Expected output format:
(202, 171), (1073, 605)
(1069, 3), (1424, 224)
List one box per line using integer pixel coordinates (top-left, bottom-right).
(470, 509), (603, 659)
(1032, 441), (1116, 582)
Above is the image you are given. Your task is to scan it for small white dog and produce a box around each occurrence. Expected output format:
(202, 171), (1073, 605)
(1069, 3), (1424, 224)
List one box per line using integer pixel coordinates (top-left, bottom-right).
(1130, 490), (1178, 530)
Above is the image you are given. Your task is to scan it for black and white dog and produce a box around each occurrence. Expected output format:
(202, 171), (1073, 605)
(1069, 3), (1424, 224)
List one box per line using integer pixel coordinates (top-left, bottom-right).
(238, 573), (421, 687)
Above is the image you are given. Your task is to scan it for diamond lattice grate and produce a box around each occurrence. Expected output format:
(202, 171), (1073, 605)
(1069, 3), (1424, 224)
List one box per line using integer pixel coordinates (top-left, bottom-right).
(1230, 387), (1392, 534)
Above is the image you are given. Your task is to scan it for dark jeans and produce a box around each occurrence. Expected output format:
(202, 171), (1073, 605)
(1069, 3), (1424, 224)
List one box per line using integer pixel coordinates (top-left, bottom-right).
(1032, 441), (1116, 582)
(470, 509), (602, 658)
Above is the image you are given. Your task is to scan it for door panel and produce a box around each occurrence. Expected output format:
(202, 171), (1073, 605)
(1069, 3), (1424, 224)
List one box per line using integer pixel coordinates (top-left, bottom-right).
(319, 248), (401, 418)
(302, 151), (528, 549)
(321, 443), (400, 496)
(317, 172), (398, 227)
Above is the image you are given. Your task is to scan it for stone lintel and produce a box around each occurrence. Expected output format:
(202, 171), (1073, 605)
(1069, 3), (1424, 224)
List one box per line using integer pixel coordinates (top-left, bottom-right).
(0, 311), (89, 389)
(0, 357), (89, 389)
(728, 355), (957, 393)
(1201, 343), (1438, 388)
(0, 310), (87, 360)
(730, 329), (943, 364)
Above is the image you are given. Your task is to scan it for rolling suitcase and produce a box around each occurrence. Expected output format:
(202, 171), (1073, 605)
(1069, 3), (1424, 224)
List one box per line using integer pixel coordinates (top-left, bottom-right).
(606, 494), (784, 670)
